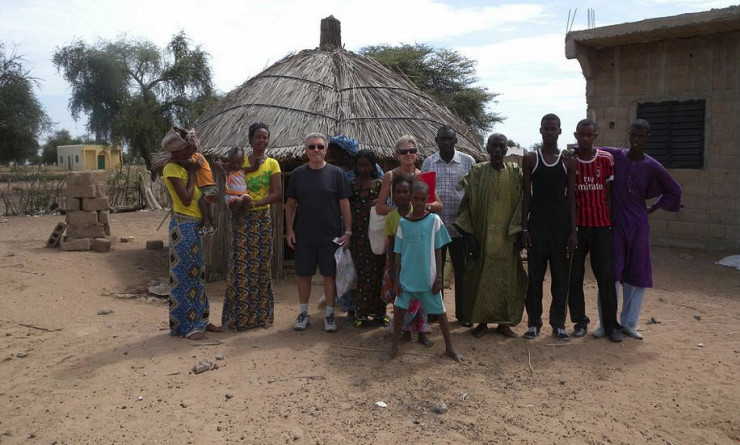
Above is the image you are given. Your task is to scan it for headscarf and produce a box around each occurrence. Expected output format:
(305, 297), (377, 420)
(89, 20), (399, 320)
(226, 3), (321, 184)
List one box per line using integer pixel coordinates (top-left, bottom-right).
(162, 126), (201, 152)
(329, 135), (358, 157)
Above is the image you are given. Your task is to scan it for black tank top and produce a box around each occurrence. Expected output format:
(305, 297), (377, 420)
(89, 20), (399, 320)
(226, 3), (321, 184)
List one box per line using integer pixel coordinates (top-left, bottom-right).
(529, 149), (569, 228)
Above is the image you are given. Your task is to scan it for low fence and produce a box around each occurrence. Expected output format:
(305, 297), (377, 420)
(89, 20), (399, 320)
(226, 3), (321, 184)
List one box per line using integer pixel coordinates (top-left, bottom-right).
(0, 165), (171, 216)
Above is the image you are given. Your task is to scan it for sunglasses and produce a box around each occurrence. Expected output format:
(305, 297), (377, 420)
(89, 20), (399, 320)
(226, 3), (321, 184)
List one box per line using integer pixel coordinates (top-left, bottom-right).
(307, 144), (325, 150)
(398, 148), (417, 155)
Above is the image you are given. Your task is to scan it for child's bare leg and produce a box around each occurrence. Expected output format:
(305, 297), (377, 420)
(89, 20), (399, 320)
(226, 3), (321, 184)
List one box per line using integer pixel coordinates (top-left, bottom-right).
(383, 306), (406, 361)
(438, 313), (463, 362)
(417, 332), (433, 347)
(205, 199), (215, 230)
(197, 196), (211, 228)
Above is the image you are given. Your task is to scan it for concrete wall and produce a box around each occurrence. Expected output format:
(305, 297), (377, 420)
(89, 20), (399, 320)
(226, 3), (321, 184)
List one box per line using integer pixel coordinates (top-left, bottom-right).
(583, 32), (739, 250)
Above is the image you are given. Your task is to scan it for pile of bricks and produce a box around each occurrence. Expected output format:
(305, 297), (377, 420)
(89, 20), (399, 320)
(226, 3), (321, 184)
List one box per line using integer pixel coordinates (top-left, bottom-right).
(55, 171), (113, 252)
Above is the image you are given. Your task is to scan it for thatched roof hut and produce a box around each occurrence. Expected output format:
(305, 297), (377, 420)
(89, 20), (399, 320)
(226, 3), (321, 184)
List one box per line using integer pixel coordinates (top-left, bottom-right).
(152, 16), (489, 281)
(152, 16), (485, 170)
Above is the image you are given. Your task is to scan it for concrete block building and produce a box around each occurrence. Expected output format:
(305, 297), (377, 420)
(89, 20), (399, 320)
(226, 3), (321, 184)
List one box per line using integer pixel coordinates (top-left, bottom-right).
(57, 144), (122, 171)
(565, 6), (740, 250)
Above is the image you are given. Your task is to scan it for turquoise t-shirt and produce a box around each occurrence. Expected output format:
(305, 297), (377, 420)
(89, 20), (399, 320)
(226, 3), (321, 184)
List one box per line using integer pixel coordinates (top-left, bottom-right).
(394, 213), (451, 292)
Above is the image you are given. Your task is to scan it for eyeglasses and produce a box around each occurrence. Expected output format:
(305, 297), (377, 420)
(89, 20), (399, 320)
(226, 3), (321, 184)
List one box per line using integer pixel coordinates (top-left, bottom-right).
(307, 144), (325, 150)
(398, 148), (417, 155)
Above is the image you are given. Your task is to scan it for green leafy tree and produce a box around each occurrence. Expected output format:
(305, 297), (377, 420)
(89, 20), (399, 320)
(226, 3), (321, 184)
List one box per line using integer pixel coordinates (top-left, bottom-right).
(53, 32), (217, 169)
(360, 43), (501, 141)
(0, 44), (52, 164)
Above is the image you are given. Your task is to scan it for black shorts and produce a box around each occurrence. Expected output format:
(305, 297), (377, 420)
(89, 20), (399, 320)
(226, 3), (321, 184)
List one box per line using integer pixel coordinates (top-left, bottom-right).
(294, 242), (338, 276)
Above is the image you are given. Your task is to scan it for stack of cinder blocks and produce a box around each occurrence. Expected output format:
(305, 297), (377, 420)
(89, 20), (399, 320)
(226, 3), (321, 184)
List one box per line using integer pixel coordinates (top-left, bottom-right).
(60, 171), (112, 252)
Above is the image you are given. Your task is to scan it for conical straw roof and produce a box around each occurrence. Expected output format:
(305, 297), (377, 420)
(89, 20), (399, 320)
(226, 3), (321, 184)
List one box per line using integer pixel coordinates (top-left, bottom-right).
(152, 17), (486, 170)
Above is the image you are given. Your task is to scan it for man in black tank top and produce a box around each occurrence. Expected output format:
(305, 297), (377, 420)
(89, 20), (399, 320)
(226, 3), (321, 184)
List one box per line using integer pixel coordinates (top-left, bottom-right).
(521, 114), (578, 340)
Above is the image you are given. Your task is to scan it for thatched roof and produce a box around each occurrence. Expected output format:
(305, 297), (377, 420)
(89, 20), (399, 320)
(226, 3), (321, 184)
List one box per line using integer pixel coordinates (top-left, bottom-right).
(152, 16), (486, 170)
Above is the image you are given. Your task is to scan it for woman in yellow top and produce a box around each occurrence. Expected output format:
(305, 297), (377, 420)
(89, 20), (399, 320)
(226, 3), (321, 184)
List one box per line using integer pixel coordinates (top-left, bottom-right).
(222, 122), (283, 330)
(161, 127), (221, 340)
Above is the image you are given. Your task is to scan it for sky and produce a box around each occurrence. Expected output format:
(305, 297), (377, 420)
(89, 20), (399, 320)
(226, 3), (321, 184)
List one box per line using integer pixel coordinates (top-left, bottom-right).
(2, 0), (737, 149)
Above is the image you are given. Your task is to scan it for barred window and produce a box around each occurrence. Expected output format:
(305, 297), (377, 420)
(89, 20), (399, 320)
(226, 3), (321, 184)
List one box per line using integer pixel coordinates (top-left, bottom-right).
(636, 99), (705, 169)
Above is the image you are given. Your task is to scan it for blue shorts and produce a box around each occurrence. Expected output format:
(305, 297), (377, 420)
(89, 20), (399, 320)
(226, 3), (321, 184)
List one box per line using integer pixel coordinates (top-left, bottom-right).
(394, 290), (446, 315)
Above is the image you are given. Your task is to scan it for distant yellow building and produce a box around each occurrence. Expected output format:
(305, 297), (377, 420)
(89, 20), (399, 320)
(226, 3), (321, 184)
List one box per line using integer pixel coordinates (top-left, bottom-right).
(57, 145), (122, 171)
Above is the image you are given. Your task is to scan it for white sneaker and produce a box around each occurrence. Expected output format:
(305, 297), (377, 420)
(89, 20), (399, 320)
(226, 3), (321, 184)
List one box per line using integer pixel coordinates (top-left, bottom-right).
(592, 326), (606, 338)
(621, 326), (643, 340)
(324, 314), (337, 333)
(293, 312), (309, 331)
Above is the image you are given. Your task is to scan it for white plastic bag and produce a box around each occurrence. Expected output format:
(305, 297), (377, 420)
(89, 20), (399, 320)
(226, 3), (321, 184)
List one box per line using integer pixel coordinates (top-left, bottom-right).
(368, 206), (387, 255)
(716, 254), (740, 271)
(334, 247), (357, 295)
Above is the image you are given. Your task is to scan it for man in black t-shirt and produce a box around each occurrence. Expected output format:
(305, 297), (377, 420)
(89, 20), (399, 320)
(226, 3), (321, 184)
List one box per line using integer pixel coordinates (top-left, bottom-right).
(286, 132), (352, 333)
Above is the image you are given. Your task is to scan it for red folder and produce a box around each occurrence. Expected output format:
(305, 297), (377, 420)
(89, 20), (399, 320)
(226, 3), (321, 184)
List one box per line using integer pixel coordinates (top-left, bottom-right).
(417, 171), (436, 203)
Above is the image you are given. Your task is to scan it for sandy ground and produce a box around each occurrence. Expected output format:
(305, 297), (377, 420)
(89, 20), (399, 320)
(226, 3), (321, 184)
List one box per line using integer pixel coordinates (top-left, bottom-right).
(0, 210), (738, 445)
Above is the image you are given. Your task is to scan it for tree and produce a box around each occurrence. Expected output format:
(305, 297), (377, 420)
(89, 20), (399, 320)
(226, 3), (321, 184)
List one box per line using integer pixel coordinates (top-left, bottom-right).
(53, 32), (217, 169)
(40, 129), (97, 164)
(0, 44), (52, 163)
(360, 43), (501, 141)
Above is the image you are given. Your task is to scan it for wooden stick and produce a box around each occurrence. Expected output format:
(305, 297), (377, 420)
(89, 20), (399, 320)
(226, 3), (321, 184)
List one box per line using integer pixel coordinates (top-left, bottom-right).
(19, 323), (59, 332)
(56, 355), (75, 365)
(527, 347), (534, 374)
(157, 209), (172, 231)
(333, 344), (432, 357)
(268, 375), (325, 384)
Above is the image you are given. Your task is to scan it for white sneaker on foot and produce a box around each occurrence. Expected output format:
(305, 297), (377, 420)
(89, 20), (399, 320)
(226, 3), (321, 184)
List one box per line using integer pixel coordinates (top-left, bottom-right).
(324, 314), (337, 333)
(621, 326), (643, 340)
(592, 326), (606, 338)
(293, 312), (309, 331)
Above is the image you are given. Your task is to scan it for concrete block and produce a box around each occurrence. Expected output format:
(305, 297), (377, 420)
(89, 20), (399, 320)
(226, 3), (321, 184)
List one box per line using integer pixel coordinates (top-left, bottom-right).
(90, 238), (112, 253)
(82, 197), (109, 211)
(103, 223), (111, 236)
(66, 210), (98, 226)
(46, 222), (67, 248)
(66, 198), (82, 211)
(67, 183), (96, 199)
(67, 224), (106, 239)
(98, 210), (109, 224)
(146, 240), (165, 250)
(94, 184), (109, 198)
(60, 238), (90, 251)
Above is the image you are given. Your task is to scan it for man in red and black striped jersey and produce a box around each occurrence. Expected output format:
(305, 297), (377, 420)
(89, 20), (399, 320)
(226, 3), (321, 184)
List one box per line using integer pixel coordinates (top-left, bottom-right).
(567, 119), (622, 342)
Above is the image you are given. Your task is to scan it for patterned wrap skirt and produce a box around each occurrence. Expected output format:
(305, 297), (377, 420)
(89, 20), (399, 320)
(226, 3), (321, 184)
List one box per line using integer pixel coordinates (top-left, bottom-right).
(168, 213), (210, 337)
(222, 208), (274, 330)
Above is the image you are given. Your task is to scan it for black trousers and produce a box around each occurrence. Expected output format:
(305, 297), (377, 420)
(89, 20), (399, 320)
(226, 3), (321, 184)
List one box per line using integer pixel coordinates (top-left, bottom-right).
(567, 226), (618, 330)
(524, 225), (569, 330)
(441, 236), (469, 321)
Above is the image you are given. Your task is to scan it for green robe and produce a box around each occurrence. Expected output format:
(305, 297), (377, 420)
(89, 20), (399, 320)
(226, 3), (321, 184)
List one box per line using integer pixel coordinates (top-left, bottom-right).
(455, 162), (527, 325)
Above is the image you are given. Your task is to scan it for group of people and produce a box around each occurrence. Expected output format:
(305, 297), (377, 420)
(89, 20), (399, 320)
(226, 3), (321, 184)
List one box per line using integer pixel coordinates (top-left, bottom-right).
(160, 115), (681, 361)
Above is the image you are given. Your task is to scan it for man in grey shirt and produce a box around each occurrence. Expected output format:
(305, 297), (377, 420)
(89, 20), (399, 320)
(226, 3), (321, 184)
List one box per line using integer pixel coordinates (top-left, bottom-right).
(421, 125), (475, 325)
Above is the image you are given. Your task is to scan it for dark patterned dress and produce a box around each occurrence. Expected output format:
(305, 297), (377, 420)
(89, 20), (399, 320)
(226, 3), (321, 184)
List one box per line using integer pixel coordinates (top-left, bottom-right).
(349, 178), (386, 321)
(221, 158), (280, 330)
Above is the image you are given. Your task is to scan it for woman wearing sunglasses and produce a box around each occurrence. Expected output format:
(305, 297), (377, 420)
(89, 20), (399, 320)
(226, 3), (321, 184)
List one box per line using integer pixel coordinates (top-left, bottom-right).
(375, 135), (443, 216)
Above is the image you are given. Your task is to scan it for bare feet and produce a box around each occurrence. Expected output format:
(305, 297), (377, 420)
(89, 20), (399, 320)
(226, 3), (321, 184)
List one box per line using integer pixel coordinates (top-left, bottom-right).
(187, 332), (207, 340)
(494, 325), (517, 338)
(206, 323), (224, 332)
(400, 331), (412, 343)
(417, 333), (433, 347)
(472, 323), (488, 338)
(444, 348), (464, 362)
